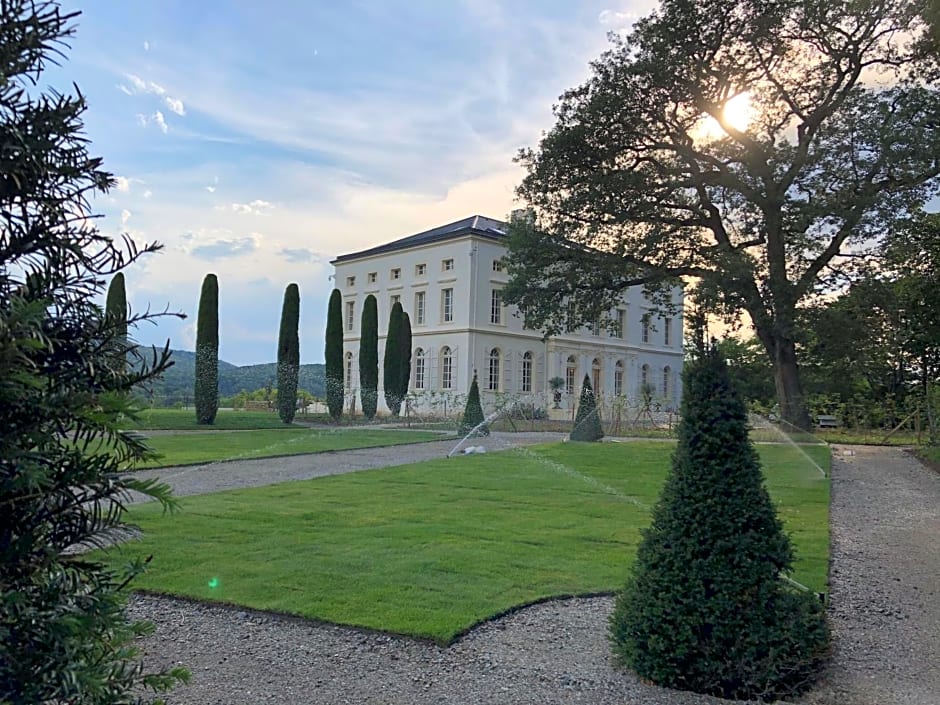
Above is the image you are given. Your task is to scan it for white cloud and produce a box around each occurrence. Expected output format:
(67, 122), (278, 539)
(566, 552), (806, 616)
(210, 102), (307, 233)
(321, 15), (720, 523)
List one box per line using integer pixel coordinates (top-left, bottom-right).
(226, 199), (273, 215)
(164, 96), (186, 116)
(152, 111), (168, 134)
(121, 209), (132, 226)
(143, 40), (150, 51)
(115, 176), (130, 192)
(143, 190), (153, 199)
(205, 186), (216, 193)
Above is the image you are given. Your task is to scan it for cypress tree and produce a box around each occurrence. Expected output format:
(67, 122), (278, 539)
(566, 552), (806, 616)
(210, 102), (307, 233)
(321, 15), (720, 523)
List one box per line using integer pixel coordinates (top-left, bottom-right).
(459, 372), (488, 436)
(359, 294), (379, 420)
(105, 272), (127, 344)
(610, 345), (829, 700)
(325, 288), (344, 421)
(398, 310), (412, 409)
(194, 273), (219, 425)
(276, 283), (300, 424)
(570, 374), (604, 441)
(383, 301), (404, 415)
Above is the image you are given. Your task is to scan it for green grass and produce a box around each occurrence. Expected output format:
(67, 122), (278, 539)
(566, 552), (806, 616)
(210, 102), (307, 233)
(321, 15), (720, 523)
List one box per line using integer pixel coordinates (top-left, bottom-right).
(136, 429), (446, 468)
(126, 408), (303, 430)
(114, 441), (830, 643)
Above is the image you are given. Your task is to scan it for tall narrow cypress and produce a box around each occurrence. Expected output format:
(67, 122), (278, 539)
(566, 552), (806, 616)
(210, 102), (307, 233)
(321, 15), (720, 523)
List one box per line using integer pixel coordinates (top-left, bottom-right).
(359, 294), (379, 420)
(194, 273), (219, 425)
(383, 301), (404, 415)
(398, 310), (412, 409)
(325, 288), (344, 421)
(459, 371), (488, 436)
(610, 345), (828, 700)
(105, 272), (127, 371)
(276, 283), (300, 424)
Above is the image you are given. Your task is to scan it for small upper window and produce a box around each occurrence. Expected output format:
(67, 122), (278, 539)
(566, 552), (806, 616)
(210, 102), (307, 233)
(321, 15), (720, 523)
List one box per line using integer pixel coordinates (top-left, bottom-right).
(391, 268), (401, 280)
(442, 258), (454, 272)
(346, 276), (356, 287)
(367, 272), (377, 284)
(415, 263), (427, 276)
(492, 259), (504, 272)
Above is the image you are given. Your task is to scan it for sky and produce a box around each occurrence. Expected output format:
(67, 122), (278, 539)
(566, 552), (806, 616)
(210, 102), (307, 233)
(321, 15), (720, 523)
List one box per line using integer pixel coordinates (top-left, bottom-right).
(47, 0), (658, 365)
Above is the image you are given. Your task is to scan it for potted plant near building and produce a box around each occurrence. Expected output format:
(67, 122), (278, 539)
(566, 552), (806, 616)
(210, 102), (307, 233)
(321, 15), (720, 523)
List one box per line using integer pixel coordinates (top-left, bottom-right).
(549, 376), (565, 409)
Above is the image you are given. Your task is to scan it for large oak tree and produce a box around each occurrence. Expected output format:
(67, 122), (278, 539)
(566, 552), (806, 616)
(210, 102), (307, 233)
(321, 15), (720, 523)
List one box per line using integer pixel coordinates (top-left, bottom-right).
(504, 0), (940, 428)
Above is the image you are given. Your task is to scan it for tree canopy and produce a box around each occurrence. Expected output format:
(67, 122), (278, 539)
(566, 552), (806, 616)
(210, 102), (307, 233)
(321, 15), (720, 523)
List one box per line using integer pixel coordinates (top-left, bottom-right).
(503, 0), (940, 428)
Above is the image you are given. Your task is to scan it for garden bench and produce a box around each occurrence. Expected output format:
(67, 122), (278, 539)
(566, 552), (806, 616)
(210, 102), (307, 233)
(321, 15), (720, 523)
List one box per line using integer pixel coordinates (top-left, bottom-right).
(816, 415), (839, 429)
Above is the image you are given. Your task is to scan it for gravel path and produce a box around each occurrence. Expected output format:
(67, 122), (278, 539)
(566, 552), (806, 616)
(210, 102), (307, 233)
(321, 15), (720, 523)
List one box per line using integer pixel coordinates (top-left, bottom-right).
(127, 442), (940, 704)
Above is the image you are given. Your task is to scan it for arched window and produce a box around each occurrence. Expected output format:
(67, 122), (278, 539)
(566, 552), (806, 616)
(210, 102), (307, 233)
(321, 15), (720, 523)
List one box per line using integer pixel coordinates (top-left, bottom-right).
(614, 360), (624, 396)
(565, 355), (577, 394)
(521, 351), (533, 392)
(591, 358), (602, 394)
(440, 346), (453, 390)
(414, 348), (425, 390)
(663, 365), (671, 399)
(641, 363), (650, 389)
(488, 348), (501, 391)
(345, 352), (353, 389)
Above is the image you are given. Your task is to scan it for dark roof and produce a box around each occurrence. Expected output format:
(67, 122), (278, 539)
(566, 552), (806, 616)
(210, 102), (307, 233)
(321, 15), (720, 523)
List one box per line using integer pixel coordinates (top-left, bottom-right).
(331, 215), (508, 264)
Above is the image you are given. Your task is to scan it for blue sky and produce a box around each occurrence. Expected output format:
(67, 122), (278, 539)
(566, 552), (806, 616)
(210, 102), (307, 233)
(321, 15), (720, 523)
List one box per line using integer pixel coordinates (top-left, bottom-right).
(54, 1), (656, 365)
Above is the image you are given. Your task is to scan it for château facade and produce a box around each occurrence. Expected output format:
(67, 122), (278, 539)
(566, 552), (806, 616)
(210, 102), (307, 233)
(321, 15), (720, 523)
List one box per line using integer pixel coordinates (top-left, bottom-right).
(330, 215), (684, 418)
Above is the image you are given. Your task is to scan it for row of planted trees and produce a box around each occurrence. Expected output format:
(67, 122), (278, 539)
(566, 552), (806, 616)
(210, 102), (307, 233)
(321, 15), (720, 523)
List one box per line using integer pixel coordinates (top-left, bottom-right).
(324, 290), (413, 422)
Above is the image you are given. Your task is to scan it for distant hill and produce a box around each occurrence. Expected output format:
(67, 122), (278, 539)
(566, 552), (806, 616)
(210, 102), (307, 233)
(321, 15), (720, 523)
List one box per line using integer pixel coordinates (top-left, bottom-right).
(142, 349), (325, 404)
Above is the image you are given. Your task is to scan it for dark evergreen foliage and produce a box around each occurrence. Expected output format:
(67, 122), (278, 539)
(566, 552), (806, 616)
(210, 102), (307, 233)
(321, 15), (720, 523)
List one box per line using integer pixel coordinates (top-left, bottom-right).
(459, 372), (488, 436)
(0, 3), (188, 700)
(383, 301), (405, 415)
(105, 272), (127, 346)
(610, 346), (829, 700)
(194, 273), (219, 425)
(325, 288), (344, 420)
(570, 374), (604, 441)
(399, 311), (412, 409)
(276, 283), (300, 424)
(359, 294), (379, 420)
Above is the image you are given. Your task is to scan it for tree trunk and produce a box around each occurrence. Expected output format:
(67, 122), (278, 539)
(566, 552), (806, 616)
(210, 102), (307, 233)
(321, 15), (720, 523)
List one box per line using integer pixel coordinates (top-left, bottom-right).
(754, 324), (814, 431)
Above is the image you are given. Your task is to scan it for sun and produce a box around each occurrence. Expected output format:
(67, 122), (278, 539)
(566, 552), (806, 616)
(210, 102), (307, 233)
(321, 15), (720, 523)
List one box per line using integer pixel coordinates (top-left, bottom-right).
(697, 91), (754, 139)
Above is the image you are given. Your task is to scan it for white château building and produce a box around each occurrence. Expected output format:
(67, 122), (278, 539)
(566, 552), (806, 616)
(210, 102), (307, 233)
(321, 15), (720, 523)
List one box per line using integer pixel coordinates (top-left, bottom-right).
(330, 215), (683, 417)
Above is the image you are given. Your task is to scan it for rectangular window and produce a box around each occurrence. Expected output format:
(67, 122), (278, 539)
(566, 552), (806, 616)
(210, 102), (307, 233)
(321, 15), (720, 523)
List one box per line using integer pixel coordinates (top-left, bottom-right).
(390, 268), (401, 280)
(367, 272), (377, 284)
(442, 288), (454, 322)
(414, 291), (426, 325)
(617, 309), (626, 339)
(414, 355), (425, 390)
(492, 259), (503, 272)
(490, 289), (502, 324)
(488, 352), (500, 391)
(614, 367), (624, 396)
(441, 351), (453, 390)
(390, 294), (400, 308)
(664, 317), (672, 346)
(642, 317), (650, 343)
(442, 258), (454, 272)
(345, 301), (355, 332)
(591, 319), (600, 336)
(415, 263), (426, 276)
(346, 276), (356, 287)
(521, 354), (532, 393)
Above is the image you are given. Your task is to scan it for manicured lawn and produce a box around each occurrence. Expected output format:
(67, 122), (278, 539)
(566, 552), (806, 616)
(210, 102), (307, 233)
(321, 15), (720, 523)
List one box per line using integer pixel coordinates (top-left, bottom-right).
(136, 429), (447, 468)
(114, 441), (830, 643)
(125, 408), (310, 430)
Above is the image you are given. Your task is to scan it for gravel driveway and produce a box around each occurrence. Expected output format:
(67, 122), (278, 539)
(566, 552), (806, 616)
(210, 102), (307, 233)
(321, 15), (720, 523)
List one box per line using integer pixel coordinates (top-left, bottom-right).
(127, 441), (939, 704)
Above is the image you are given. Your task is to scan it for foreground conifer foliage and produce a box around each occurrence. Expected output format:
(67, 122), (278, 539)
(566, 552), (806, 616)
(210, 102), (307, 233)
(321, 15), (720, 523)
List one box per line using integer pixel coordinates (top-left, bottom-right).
(0, 2), (188, 701)
(610, 346), (829, 700)
(570, 374), (604, 441)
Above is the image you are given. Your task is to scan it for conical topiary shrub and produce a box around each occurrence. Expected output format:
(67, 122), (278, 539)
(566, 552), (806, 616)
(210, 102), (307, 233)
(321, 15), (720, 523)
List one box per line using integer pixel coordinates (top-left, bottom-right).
(610, 345), (829, 701)
(570, 374), (604, 441)
(458, 372), (488, 437)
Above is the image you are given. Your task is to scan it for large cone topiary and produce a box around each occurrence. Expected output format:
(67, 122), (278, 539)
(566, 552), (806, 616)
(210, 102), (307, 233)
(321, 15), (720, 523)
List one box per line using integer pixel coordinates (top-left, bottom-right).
(610, 345), (829, 701)
(458, 372), (488, 437)
(570, 374), (604, 441)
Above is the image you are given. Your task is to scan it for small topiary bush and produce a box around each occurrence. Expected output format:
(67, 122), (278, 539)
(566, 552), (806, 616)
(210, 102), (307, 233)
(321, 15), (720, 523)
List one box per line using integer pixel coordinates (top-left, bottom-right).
(610, 345), (829, 701)
(570, 374), (604, 441)
(459, 372), (488, 437)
